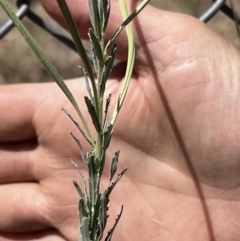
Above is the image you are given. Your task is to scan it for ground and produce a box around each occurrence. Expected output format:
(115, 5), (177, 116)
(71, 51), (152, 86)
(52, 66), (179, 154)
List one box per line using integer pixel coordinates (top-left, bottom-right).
(0, 0), (239, 83)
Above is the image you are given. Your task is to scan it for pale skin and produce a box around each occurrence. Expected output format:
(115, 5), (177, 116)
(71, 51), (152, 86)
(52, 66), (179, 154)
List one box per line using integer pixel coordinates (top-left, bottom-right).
(0, 0), (240, 240)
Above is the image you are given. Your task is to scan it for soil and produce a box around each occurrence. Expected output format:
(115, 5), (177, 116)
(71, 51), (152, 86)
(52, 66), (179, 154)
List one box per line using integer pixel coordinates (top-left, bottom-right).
(0, 0), (239, 84)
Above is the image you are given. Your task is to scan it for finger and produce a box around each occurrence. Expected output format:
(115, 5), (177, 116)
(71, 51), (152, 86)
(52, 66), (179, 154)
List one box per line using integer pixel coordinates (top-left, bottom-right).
(0, 140), (37, 183)
(0, 183), (49, 232)
(0, 82), (68, 142)
(0, 84), (39, 142)
(0, 181), (79, 240)
(0, 84), (42, 184)
(0, 229), (66, 241)
(0, 81), (76, 183)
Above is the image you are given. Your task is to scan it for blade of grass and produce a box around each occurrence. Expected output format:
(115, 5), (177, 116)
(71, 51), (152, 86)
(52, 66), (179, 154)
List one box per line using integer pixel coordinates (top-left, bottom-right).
(0, 0), (94, 146)
(104, 0), (150, 55)
(110, 0), (135, 128)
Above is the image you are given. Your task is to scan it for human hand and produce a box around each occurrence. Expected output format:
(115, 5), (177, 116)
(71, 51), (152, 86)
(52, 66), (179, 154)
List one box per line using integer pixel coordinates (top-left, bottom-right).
(1, 1), (240, 240)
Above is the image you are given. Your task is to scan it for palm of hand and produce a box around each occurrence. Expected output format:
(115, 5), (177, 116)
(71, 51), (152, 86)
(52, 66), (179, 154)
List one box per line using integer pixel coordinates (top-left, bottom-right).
(1, 7), (240, 241)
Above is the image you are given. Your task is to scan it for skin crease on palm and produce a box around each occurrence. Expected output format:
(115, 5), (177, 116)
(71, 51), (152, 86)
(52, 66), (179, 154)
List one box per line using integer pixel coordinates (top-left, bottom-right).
(0, 0), (240, 240)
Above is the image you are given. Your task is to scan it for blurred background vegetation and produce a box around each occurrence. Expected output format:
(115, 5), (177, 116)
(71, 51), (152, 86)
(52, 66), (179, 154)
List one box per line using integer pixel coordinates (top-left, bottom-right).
(0, 0), (239, 84)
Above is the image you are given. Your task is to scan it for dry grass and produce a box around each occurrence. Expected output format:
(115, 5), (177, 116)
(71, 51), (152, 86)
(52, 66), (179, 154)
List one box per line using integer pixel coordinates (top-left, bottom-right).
(0, 0), (239, 84)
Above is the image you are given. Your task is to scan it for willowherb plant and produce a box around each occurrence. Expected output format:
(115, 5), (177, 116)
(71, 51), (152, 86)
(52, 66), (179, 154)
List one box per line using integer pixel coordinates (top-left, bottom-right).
(0, 0), (150, 240)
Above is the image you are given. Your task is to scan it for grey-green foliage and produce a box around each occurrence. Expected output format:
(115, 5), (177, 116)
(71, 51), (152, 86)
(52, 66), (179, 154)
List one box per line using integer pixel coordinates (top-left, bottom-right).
(0, 0), (150, 240)
(56, 0), (150, 240)
(71, 153), (127, 241)
(58, 0), (130, 238)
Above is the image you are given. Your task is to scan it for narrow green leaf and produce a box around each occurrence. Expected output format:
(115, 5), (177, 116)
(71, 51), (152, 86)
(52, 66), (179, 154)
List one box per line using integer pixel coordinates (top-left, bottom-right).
(98, 0), (104, 35)
(91, 47), (98, 74)
(79, 66), (95, 105)
(80, 217), (92, 241)
(89, 29), (103, 62)
(62, 108), (93, 147)
(102, 94), (112, 134)
(105, 168), (127, 198)
(69, 131), (88, 166)
(89, 28), (103, 73)
(105, 0), (137, 145)
(99, 193), (108, 234)
(87, 152), (98, 205)
(104, 124), (113, 149)
(79, 198), (89, 218)
(73, 180), (85, 199)
(104, 206), (124, 241)
(102, 0), (110, 33)
(88, 0), (96, 30)
(90, 194), (101, 238)
(109, 150), (120, 181)
(70, 159), (89, 201)
(110, 0), (141, 132)
(84, 96), (101, 132)
(100, 44), (117, 95)
(99, 154), (108, 182)
(88, 0), (101, 39)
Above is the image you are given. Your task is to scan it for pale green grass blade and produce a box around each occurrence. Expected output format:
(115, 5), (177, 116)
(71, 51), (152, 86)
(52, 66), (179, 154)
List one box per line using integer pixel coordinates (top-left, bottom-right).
(104, 0), (150, 55)
(110, 0), (135, 127)
(0, 0), (94, 145)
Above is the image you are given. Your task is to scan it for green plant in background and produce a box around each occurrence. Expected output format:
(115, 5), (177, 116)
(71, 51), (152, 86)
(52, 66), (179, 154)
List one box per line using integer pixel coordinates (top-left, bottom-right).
(182, 0), (200, 16)
(229, 0), (240, 45)
(0, 0), (150, 240)
(184, 0), (199, 6)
